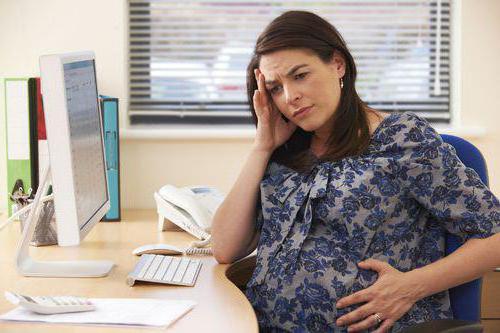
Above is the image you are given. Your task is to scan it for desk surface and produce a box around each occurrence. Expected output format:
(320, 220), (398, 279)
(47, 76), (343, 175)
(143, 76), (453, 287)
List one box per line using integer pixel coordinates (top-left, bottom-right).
(0, 210), (258, 332)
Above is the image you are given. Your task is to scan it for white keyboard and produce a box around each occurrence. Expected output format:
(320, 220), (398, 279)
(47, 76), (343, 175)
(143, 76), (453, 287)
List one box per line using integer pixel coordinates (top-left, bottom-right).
(127, 254), (202, 287)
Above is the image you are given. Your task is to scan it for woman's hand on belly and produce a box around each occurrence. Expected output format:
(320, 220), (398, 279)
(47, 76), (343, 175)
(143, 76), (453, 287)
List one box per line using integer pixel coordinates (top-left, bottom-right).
(334, 259), (424, 332)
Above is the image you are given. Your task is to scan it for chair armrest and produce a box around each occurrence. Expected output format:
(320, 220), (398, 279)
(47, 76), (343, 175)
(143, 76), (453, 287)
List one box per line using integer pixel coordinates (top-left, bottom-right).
(401, 319), (483, 333)
(225, 254), (257, 291)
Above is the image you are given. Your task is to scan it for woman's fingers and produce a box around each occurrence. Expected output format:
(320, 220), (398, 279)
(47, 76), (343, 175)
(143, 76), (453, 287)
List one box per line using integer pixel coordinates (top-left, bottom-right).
(346, 313), (382, 332)
(253, 69), (272, 123)
(337, 289), (372, 310)
(374, 318), (394, 333)
(337, 301), (373, 327)
(253, 90), (262, 116)
(253, 90), (268, 121)
(253, 67), (297, 147)
(254, 69), (270, 107)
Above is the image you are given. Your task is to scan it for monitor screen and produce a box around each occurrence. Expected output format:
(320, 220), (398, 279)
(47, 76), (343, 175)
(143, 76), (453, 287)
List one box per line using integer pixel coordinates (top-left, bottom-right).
(63, 60), (108, 231)
(16, 51), (114, 277)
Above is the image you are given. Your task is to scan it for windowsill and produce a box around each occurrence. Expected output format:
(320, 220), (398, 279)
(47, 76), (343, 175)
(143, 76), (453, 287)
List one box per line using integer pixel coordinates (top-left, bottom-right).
(121, 125), (487, 141)
(121, 125), (256, 140)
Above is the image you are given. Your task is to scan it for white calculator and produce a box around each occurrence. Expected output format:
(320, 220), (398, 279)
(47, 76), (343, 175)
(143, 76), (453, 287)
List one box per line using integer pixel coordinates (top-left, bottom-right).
(5, 291), (96, 315)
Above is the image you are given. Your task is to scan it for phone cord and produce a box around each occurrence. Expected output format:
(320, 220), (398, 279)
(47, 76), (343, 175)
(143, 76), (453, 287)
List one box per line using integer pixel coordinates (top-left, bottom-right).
(184, 247), (213, 255)
(186, 234), (212, 255)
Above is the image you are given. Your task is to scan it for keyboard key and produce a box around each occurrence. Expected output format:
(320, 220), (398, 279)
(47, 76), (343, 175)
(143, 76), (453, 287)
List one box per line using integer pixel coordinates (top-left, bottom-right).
(173, 259), (190, 283)
(182, 259), (201, 285)
(144, 255), (164, 280)
(164, 257), (181, 282)
(153, 256), (173, 281)
(137, 254), (156, 278)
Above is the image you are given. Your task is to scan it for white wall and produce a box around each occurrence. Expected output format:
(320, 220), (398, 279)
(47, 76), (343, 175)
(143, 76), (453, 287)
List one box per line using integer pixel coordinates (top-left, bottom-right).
(459, 0), (500, 196)
(0, 0), (128, 210)
(1, 0), (499, 212)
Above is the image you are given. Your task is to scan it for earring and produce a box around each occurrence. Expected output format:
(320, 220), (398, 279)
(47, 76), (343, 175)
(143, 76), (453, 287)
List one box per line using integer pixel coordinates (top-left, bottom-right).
(340, 78), (344, 89)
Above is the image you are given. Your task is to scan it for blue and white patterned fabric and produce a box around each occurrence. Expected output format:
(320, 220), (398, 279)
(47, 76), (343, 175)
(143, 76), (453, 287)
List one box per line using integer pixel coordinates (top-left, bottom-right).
(245, 112), (500, 332)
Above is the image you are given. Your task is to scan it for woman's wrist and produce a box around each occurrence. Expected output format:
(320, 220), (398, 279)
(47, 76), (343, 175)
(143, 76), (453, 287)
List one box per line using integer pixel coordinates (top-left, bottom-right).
(404, 268), (431, 301)
(250, 143), (274, 158)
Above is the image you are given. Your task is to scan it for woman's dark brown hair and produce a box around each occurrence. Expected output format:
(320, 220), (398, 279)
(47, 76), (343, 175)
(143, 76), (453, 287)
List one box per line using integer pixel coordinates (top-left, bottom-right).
(247, 10), (375, 172)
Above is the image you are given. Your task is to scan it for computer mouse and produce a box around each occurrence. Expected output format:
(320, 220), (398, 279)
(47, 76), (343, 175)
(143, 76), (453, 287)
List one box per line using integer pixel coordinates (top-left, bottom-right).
(132, 244), (184, 256)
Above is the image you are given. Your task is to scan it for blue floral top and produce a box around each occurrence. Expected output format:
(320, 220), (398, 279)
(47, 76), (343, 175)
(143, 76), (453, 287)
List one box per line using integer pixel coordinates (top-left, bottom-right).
(245, 112), (500, 332)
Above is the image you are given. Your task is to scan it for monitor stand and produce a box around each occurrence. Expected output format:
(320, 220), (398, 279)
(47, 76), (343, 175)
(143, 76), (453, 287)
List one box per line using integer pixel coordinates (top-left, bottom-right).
(15, 163), (114, 277)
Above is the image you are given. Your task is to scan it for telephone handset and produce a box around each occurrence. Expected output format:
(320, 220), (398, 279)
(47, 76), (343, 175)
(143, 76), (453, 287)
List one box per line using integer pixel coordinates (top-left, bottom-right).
(154, 185), (224, 248)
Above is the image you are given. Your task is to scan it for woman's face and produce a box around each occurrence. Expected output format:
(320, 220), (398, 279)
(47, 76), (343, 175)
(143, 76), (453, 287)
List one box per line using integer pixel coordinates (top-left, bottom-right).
(259, 48), (345, 134)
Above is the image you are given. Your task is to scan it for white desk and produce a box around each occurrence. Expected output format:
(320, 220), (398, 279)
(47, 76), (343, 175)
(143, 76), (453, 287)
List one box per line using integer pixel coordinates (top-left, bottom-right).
(0, 210), (258, 332)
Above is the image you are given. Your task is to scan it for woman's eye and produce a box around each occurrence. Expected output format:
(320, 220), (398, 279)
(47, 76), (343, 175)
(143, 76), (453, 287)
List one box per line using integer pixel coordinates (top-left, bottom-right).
(269, 86), (282, 95)
(295, 72), (308, 80)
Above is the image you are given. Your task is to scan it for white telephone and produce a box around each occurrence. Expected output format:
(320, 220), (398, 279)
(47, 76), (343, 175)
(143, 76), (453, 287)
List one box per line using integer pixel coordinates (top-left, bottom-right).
(154, 185), (225, 248)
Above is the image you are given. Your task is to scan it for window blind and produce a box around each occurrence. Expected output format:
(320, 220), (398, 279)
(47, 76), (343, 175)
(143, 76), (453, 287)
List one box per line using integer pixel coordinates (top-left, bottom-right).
(128, 0), (451, 126)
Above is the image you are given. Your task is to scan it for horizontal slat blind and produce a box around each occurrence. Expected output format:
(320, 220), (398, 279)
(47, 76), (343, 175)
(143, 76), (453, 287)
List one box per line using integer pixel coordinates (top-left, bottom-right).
(129, 0), (451, 125)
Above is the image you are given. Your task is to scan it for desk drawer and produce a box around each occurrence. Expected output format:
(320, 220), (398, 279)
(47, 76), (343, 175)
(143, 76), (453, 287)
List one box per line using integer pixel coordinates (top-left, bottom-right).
(482, 271), (500, 319)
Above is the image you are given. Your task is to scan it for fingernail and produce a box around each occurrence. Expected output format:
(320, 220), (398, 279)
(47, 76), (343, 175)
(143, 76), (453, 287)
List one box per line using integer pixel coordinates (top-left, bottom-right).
(337, 320), (343, 326)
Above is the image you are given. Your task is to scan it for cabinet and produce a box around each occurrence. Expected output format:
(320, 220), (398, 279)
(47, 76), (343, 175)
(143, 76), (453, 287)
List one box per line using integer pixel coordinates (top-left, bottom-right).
(482, 271), (500, 332)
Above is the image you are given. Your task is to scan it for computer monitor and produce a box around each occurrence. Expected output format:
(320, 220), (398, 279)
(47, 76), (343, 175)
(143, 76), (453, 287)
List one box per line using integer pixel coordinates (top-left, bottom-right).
(15, 51), (114, 277)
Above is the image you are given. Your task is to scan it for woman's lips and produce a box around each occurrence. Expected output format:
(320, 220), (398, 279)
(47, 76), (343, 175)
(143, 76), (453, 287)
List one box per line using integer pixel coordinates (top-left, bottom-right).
(293, 105), (313, 118)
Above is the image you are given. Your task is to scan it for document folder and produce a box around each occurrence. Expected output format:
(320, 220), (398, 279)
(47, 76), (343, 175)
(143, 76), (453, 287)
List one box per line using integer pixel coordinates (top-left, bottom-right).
(5, 78), (35, 216)
(99, 95), (121, 221)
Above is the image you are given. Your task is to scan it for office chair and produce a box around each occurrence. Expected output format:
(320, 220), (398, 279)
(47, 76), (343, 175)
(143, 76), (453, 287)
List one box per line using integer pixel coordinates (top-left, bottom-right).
(226, 135), (488, 333)
(442, 134), (488, 322)
(402, 134), (487, 333)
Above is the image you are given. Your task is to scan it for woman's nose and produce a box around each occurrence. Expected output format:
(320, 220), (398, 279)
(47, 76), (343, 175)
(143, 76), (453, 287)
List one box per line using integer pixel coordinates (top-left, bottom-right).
(285, 86), (301, 104)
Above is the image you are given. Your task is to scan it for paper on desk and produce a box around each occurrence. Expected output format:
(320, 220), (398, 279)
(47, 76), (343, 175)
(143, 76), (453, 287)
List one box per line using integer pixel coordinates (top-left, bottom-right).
(0, 298), (196, 329)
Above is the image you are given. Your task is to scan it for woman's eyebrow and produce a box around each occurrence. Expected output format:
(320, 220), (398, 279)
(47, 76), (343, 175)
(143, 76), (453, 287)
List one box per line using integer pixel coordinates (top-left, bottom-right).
(264, 64), (309, 86)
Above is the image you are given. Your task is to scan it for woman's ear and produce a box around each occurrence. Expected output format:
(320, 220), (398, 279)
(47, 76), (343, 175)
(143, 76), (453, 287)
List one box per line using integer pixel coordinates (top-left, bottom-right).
(329, 51), (346, 79)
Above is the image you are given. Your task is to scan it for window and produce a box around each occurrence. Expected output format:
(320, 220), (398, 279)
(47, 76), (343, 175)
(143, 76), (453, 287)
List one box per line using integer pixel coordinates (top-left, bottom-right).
(128, 0), (451, 126)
